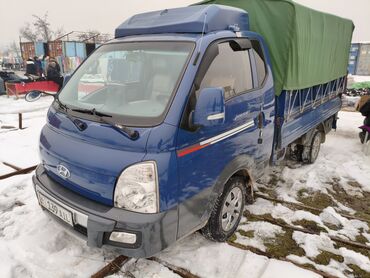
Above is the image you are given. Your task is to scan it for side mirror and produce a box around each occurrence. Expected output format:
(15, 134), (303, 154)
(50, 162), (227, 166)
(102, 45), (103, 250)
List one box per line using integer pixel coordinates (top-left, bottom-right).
(25, 90), (56, 102)
(25, 90), (42, 102)
(193, 87), (225, 127)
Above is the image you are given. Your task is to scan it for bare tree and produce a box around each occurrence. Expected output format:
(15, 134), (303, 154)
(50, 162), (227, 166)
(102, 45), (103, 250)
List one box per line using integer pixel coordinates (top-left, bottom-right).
(20, 23), (38, 42)
(19, 12), (65, 42)
(53, 27), (65, 40)
(33, 13), (52, 41)
(1, 42), (21, 58)
(8, 41), (21, 57)
(77, 30), (101, 42)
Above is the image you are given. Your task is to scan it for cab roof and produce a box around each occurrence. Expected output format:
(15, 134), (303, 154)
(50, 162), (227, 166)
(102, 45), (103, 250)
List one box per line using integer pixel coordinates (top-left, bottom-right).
(115, 4), (249, 38)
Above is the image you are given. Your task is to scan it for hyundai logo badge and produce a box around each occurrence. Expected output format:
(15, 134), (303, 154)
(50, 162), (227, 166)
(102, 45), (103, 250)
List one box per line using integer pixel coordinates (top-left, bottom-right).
(57, 164), (70, 179)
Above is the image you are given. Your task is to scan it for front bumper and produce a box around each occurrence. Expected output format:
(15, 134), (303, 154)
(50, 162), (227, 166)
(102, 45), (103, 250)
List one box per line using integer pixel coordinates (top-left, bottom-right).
(32, 165), (178, 258)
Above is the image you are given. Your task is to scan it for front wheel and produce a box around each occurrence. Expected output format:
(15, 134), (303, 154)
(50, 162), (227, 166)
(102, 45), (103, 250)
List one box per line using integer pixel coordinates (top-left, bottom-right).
(201, 177), (246, 242)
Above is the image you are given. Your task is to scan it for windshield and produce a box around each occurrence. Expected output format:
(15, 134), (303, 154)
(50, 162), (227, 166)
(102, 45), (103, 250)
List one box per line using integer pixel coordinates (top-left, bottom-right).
(58, 41), (194, 126)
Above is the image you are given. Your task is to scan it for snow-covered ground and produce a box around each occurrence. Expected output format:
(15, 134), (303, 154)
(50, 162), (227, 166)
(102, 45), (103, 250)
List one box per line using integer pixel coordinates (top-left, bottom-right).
(0, 96), (53, 174)
(352, 75), (370, 84)
(0, 95), (369, 277)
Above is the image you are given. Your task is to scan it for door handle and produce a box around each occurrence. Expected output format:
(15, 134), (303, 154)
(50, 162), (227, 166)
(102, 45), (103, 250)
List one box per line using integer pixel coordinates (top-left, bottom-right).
(258, 112), (263, 129)
(257, 112), (263, 144)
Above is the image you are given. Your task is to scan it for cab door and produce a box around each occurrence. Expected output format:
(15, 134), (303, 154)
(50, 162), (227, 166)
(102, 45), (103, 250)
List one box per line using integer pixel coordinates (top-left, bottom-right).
(248, 38), (275, 166)
(176, 38), (271, 238)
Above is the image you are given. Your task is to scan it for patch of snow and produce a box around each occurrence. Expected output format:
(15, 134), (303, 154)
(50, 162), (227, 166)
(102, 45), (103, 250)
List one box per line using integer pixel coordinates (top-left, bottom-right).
(246, 198), (275, 215)
(0, 163), (13, 175)
(236, 221), (283, 251)
(0, 96), (51, 168)
(292, 232), (335, 258)
(339, 247), (370, 272)
(320, 207), (368, 241)
(0, 95), (53, 115)
(118, 259), (181, 278)
(157, 232), (323, 278)
(292, 231), (370, 273)
(0, 174), (111, 278)
(158, 233), (270, 278)
(352, 75), (370, 83)
(247, 199), (330, 232)
(263, 112), (370, 197)
(259, 259), (322, 278)
(249, 201), (298, 225)
(287, 255), (348, 278)
(363, 233), (370, 245)
(290, 210), (328, 231)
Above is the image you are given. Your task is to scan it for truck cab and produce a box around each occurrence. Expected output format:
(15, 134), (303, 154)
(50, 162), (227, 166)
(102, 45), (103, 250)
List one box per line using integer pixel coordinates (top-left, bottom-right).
(31, 4), (346, 258)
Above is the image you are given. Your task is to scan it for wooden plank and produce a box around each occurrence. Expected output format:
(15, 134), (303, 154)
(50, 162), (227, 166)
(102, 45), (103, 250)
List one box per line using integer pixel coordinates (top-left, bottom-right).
(3, 162), (22, 171)
(90, 255), (129, 278)
(0, 165), (37, 180)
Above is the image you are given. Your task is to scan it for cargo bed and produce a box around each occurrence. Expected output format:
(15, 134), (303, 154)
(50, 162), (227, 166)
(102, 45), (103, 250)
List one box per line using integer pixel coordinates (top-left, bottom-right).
(274, 75), (346, 155)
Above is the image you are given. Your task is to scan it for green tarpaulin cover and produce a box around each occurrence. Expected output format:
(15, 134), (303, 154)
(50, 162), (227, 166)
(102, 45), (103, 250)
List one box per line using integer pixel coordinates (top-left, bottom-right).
(197, 0), (354, 95)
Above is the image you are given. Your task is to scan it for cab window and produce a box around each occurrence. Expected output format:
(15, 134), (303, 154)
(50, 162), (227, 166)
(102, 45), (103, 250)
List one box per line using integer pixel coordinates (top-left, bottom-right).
(197, 41), (253, 100)
(251, 40), (267, 87)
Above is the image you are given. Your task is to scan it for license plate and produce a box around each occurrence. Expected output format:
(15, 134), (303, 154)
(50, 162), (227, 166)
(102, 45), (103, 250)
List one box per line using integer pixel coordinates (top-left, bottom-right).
(37, 192), (74, 226)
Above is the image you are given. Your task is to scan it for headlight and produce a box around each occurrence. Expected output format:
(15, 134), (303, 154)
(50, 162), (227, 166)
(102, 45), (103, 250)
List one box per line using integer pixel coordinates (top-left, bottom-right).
(114, 161), (159, 213)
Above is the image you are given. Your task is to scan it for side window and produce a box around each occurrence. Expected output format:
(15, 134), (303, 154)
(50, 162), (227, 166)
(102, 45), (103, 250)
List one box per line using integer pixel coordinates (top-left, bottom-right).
(251, 40), (267, 87)
(198, 41), (253, 100)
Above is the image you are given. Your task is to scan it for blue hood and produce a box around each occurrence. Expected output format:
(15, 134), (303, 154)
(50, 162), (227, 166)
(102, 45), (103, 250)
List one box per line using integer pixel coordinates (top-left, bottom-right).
(39, 107), (151, 206)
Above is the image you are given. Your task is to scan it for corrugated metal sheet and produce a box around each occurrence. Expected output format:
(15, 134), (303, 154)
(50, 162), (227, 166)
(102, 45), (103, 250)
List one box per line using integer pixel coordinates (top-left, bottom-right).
(48, 41), (63, 58)
(35, 42), (46, 57)
(45, 40), (97, 64)
(75, 43), (86, 58)
(20, 42), (35, 60)
(64, 42), (76, 57)
(356, 44), (370, 75)
(348, 43), (360, 75)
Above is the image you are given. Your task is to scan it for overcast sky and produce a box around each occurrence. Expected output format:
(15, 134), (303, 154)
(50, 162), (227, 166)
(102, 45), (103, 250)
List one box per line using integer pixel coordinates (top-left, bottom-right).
(0, 0), (369, 49)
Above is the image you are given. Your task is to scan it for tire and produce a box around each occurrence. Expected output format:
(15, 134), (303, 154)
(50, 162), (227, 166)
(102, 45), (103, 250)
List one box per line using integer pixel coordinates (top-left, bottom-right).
(245, 183), (255, 205)
(304, 131), (322, 164)
(201, 177), (246, 242)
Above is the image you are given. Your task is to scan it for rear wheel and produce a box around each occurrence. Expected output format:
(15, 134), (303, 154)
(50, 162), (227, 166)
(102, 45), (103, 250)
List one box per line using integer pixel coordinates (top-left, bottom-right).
(304, 131), (322, 164)
(201, 177), (246, 242)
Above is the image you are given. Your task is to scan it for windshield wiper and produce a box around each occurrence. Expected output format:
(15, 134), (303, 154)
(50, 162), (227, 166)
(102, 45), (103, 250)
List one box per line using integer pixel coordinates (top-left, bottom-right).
(55, 95), (69, 113)
(71, 108), (139, 140)
(71, 108), (111, 118)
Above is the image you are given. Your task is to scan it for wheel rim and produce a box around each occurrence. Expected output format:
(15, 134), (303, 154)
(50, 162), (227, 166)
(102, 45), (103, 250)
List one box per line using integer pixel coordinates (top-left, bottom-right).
(311, 133), (321, 161)
(221, 187), (242, 232)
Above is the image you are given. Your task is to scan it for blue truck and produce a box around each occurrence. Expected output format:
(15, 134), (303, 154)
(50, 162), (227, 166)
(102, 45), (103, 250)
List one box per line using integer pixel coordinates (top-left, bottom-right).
(30, 3), (353, 258)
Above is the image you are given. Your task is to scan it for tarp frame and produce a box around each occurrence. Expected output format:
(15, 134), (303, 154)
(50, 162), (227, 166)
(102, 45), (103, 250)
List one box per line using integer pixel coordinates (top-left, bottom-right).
(284, 76), (346, 121)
